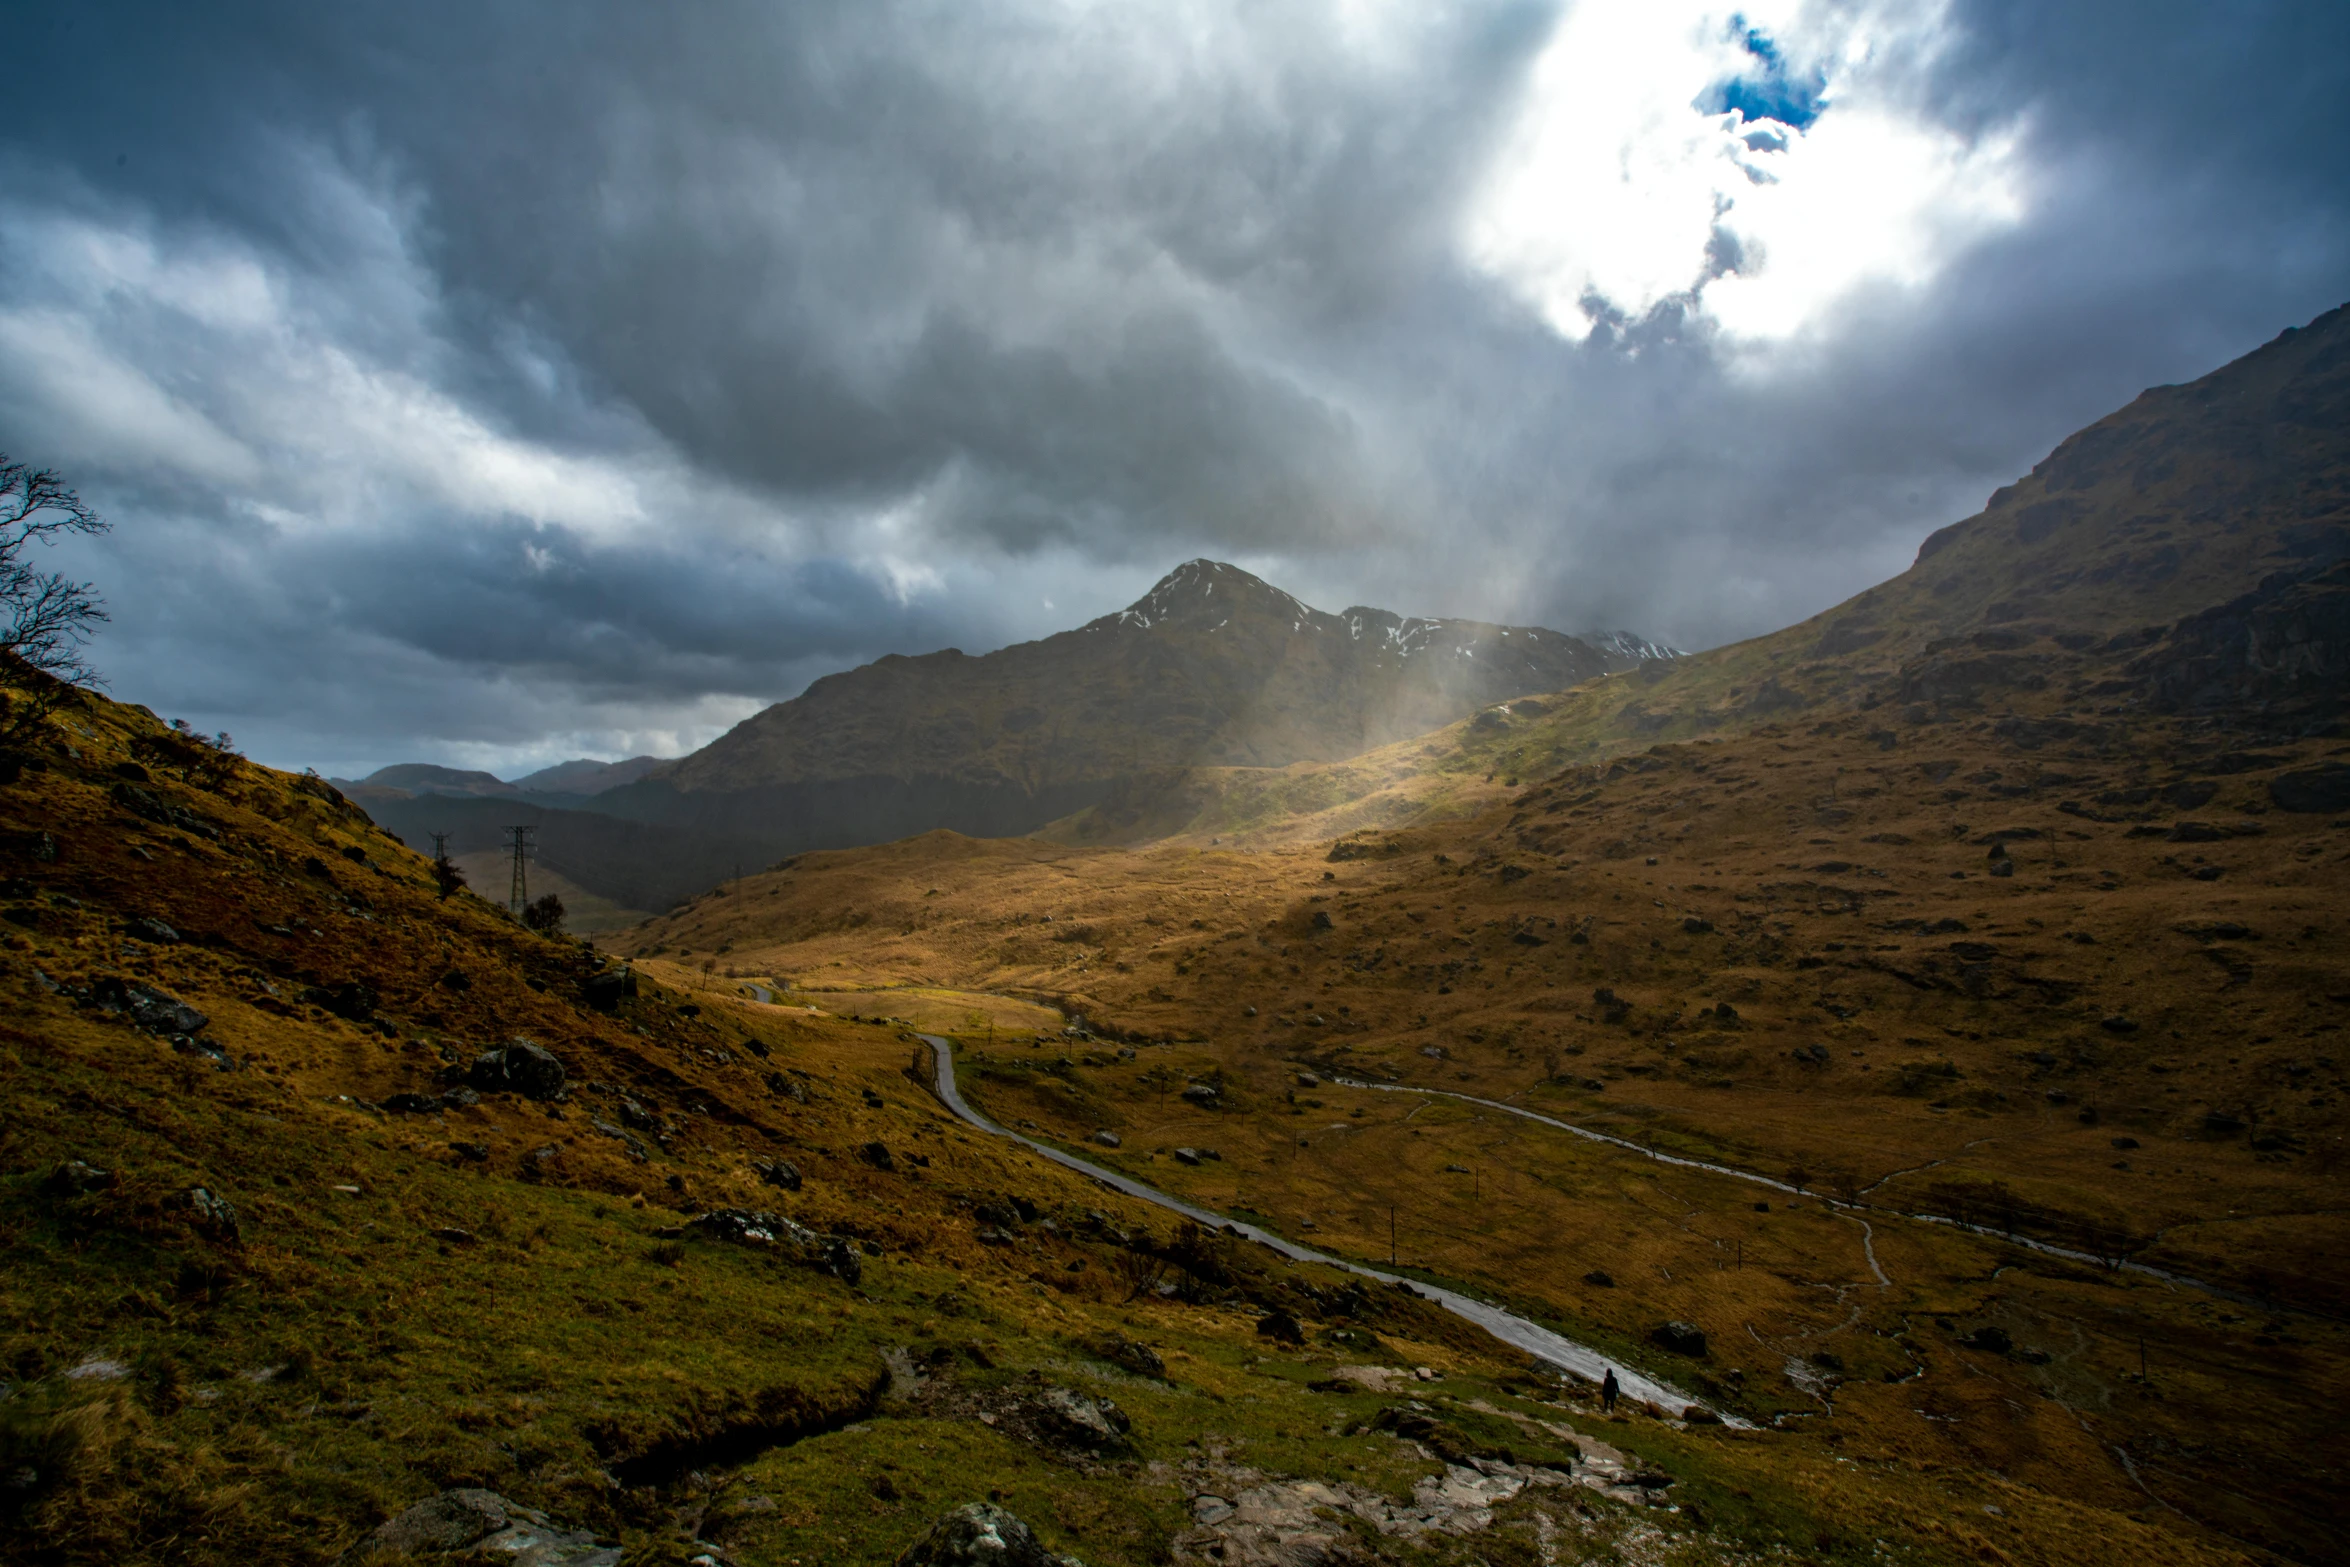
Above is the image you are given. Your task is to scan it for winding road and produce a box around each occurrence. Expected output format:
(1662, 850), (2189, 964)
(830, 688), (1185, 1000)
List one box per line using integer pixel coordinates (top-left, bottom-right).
(914, 1034), (1719, 1418)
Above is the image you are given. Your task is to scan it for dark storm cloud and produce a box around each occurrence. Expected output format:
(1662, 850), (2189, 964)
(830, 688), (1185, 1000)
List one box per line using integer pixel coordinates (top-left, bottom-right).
(1, 1), (2343, 772)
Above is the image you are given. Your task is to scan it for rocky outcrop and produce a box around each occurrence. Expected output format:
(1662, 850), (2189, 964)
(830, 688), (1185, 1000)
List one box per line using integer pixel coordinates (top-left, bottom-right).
(336, 1487), (618, 1566)
(895, 1502), (1082, 1567)
(467, 1040), (567, 1100)
(2130, 560), (2350, 716)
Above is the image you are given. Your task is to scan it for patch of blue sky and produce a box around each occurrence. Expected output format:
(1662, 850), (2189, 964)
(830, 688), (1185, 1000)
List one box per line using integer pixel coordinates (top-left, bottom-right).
(1699, 18), (1825, 132)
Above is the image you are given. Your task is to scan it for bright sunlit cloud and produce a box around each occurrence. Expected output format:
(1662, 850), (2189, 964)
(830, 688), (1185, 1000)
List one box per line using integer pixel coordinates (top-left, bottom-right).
(1466, 0), (2026, 344)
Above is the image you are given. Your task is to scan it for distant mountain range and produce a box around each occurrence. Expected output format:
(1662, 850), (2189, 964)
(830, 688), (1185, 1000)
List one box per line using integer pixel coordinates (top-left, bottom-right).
(336, 754), (665, 801)
(347, 567), (1674, 911)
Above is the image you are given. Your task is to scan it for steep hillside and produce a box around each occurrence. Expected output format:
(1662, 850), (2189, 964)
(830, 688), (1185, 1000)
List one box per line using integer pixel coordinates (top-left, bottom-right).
(591, 561), (1665, 859)
(1080, 302), (2350, 847)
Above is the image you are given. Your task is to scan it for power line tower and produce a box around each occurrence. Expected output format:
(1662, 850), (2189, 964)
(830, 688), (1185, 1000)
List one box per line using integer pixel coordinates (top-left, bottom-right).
(502, 825), (536, 915)
(428, 831), (451, 862)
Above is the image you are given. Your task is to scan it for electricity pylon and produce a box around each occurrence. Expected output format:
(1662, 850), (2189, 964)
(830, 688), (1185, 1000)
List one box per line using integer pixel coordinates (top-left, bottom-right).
(502, 825), (536, 915)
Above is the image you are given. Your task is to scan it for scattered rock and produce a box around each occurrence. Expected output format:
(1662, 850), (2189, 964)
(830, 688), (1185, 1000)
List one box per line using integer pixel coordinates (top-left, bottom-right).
(2100, 1015), (2139, 1035)
(125, 916), (180, 944)
(1095, 1335), (1165, 1379)
(1649, 1321), (1708, 1358)
(45, 1159), (113, 1195)
(1294, 1071), (1320, 1088)
(1255, 1311), (1305, 1346)
(109, 781), (218, 840)
(1962, 1326), (2013, 1354)
(1031, 1386), (1133, 1452)
(90, 976), (209, 1036)
(1309, 910), (1333, 931)
(753, 1157), (802, 1191)
(581, 967), (637, 1011)
(302, 982), (379, 1021)
(894, 1502), (1079, 1567)
(1681, 916), (1714, 935)
(1582, 1270), (1614, 1288)
(186, 1186), (238, 1242)
(335, 1487), (620, 1566)
(688, 1208), (863, 1284)
(468, 1040), (567, 1100)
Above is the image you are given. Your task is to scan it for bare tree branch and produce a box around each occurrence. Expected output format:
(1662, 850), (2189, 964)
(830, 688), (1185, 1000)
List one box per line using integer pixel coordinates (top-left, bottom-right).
(0, 455), (112, 751)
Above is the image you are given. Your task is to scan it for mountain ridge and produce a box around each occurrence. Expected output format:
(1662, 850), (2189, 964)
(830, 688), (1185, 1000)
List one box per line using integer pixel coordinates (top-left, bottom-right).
(570, 561), (1669, 867)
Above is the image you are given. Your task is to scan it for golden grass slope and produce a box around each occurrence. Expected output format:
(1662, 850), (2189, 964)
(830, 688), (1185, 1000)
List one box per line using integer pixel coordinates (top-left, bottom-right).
(610, 638), (2350, 1563)
(10, 691), (2281, 1566)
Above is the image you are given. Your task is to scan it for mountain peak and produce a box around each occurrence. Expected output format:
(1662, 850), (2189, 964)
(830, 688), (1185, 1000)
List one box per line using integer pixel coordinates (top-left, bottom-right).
(1107, 558), (1308, 632)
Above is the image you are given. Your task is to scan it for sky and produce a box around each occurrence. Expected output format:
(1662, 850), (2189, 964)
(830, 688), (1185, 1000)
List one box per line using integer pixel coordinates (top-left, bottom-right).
(2, 1), (2344, 777)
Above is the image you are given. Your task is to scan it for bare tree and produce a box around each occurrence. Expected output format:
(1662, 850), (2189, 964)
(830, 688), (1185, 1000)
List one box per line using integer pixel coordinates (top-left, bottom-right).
(0, 457), (110, 751)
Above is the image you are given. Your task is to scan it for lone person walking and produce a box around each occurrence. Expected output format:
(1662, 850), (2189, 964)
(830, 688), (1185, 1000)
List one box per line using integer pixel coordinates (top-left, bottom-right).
(1601, 1367), (1619, 1413)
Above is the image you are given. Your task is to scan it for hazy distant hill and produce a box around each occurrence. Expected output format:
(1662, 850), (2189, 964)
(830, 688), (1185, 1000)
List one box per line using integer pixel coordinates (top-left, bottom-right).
(593, 560), (1668, 854)
(508, 755), (666, 795)
(349, 762), (517, 798)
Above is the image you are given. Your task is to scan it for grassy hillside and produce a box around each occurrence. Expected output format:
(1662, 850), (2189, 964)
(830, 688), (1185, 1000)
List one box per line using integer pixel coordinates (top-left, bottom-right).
(4, 692), (2254, 1566)
(609, 621), (2350, 1563)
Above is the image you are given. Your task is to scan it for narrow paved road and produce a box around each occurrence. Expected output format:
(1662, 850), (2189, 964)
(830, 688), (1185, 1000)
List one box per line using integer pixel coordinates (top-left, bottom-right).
(914, 1034), (1718, 1418)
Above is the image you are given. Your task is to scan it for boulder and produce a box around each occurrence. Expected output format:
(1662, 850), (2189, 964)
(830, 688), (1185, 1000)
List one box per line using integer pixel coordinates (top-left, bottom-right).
(753, 1157), (802, 1191)
(46, 1159), (114, 1195)
(468, 1040), (567, 1100)
(1180, 1084), (1220, 1108)
(91, 977), (208, 1036)
(1096, 1335), (1165, 1379)
(1650, 1321), (1708, 1358)
(1171, 1147), (1204, 1166)
(581, 967), (637, 1011)
(1091, 1130), (1121, 1148)
(860, 1140), (897, 1171)
(335, 1487), (619, 1566)
(1255, 1311), (1305, 1346)
(125, 916), (180, 944)
(2271, 763), (2350, 814)
(303, 982), (379, 1021)
(894, 1502), (1078, 1567)
(1030, 1386), (1132, 1451)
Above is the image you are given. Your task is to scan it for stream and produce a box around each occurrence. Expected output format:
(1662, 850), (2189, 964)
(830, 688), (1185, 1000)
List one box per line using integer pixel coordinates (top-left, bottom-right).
(914, 1034), (1720, 1419)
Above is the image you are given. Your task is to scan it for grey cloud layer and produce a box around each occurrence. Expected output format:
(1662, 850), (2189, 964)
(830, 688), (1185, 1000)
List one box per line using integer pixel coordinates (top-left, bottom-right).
(3, 0), (2345, 772)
